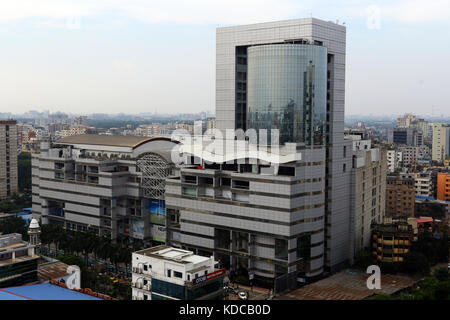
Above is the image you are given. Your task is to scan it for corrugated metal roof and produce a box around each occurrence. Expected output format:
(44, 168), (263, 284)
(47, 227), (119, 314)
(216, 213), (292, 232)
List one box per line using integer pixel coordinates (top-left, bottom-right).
(0, 284), (101, 300)
(38, 261), (70, 281)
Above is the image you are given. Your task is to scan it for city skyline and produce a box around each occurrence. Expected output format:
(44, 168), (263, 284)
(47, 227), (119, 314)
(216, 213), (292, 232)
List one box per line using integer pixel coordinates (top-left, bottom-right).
(0, 0), (449, 116)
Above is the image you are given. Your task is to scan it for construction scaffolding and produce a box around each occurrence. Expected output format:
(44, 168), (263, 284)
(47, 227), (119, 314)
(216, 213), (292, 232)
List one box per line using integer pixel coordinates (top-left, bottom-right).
(136, 153), (172, 199)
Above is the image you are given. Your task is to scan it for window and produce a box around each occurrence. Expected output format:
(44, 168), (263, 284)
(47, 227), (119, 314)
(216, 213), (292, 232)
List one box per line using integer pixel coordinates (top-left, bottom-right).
(297, 235), (311, 259)
(275, 239), (288, 260)
(221, 178), (231, 186)
(143, 265), (148, 271)
(174, 271), (183, 279)
(278, 166), (295, 176)
(343, 163), (346, 172)
(233, 180), (249, 189)
(167, 269), (172, 278)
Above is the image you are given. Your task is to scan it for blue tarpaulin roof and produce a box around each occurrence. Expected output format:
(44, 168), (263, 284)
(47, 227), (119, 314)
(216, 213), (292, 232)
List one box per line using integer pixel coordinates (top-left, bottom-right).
(0, 283), (101, 300)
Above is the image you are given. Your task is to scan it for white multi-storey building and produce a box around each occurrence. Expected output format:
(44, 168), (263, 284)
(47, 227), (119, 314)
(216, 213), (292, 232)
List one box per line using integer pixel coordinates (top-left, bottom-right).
(387, 150), (403, 173)
(413, 172), (433, 197)
(432, 123), (450, 162)
(131, 245), (224, 300)
(347, 135), (387, 259)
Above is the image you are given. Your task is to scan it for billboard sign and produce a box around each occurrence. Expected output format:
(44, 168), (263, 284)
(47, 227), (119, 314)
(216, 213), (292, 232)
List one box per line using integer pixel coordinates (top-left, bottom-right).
(192, 269), (226, 285)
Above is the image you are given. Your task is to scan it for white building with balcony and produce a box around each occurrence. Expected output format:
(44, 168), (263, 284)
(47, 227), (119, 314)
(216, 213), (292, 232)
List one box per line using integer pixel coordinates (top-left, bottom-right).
(131, 245), (224, 300)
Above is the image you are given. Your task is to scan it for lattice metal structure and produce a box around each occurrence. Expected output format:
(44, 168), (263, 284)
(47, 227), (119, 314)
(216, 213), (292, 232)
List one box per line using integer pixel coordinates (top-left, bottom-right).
(136, 153), (172, 199)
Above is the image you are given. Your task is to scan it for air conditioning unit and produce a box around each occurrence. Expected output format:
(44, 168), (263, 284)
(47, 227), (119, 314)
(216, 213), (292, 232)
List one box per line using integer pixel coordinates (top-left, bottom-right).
(137, 282), (143, 289)
(138, 267), (143, 274)
(144, 284), (151, 291)
(132, 267), (138, 273)
(131, 282), (136, 288)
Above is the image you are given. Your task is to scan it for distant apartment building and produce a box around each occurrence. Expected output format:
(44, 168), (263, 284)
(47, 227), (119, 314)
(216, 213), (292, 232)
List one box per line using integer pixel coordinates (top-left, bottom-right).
(71, 116), (89, 127)
(411, 120), (429, 139)
(432, 123), (450, 162)
(396, 114), (428, 139)
(371, 218), (413, 263)
(396, 114), (419, 128)
(386, 174), (415, 217)
(131, 245), (224, 300)
(31, 134), (178, 242)
(0, 233), (39, 288)
(393, 127), (422, 147)
(60, 126), (87, 138)
(437, 173), (450, 201)
(397, 146), (430, 168)
(347, 135), (387, 258)
(414, 172), (434, 197)
(387, 150), (402, 173)
(206, 119), (216, 131)
(397, 146), (418, 168)
(0, 120), (18, 199)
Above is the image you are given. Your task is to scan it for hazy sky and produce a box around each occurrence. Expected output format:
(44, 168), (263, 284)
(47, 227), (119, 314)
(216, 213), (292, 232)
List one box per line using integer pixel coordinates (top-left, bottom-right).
(0, 0), (449, 116)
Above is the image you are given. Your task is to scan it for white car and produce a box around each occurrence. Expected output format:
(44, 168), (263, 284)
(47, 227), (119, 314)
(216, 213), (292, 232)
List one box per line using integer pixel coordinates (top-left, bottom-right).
(238, 291), (248, 300)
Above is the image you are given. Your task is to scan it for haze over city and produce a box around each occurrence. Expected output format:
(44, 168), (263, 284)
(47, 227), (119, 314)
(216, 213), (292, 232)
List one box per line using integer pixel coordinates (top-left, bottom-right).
(0, 0), (449, 116)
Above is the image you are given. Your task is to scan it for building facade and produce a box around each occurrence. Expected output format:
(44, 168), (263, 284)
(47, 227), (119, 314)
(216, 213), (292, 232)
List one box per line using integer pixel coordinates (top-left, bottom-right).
(387, 149), (402, 173)
(131, 245), (224, 300)
(348, 136), (387, 259)
(386, 175), (415, 217)
(371, 218), (413, 263)
(414, 172), (433, 197)
(437, 173), (450, 201)
(165, 139), (326, 288)
(215, 17), (352, 274)
(432, 123), (450, 162)
(31, 135), (178, 243)
(0, 233), (39, 288)
(0, 120), (18, 199)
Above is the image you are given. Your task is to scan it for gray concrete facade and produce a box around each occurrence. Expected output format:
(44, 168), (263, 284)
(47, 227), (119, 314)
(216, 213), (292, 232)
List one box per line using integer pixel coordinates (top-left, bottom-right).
(31, 135), (178, 242)
(165, 143), (326, 284)
(215, 18), (353, 272)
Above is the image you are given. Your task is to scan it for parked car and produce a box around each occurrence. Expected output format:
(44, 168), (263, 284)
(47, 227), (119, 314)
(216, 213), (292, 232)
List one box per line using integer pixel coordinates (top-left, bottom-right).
(238, 291), (248, 300)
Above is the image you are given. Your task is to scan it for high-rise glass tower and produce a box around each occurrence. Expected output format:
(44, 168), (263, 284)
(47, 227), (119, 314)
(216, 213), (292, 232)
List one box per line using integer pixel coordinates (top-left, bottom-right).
(246, 44), (327, 145)
(215, 18), (353, 272)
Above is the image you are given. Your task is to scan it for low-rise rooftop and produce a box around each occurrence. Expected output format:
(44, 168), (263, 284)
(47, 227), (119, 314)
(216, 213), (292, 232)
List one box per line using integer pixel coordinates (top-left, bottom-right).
(135, 245), (210, 265)
(278, 269), (420, 300)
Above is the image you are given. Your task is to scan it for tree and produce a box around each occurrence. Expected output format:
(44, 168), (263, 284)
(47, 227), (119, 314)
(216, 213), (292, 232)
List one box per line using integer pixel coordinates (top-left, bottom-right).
(0, 216), (28, 240)
(18, 152), (32, 192)
(412, 231), (449, 265)
(433, 267), (449, 282)
(354, 248), (374, 269)
(403, 252), (430, 275)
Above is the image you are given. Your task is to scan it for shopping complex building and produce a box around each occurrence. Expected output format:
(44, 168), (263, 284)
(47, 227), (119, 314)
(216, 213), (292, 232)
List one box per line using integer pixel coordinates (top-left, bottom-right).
(31, 135), (178, 244)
